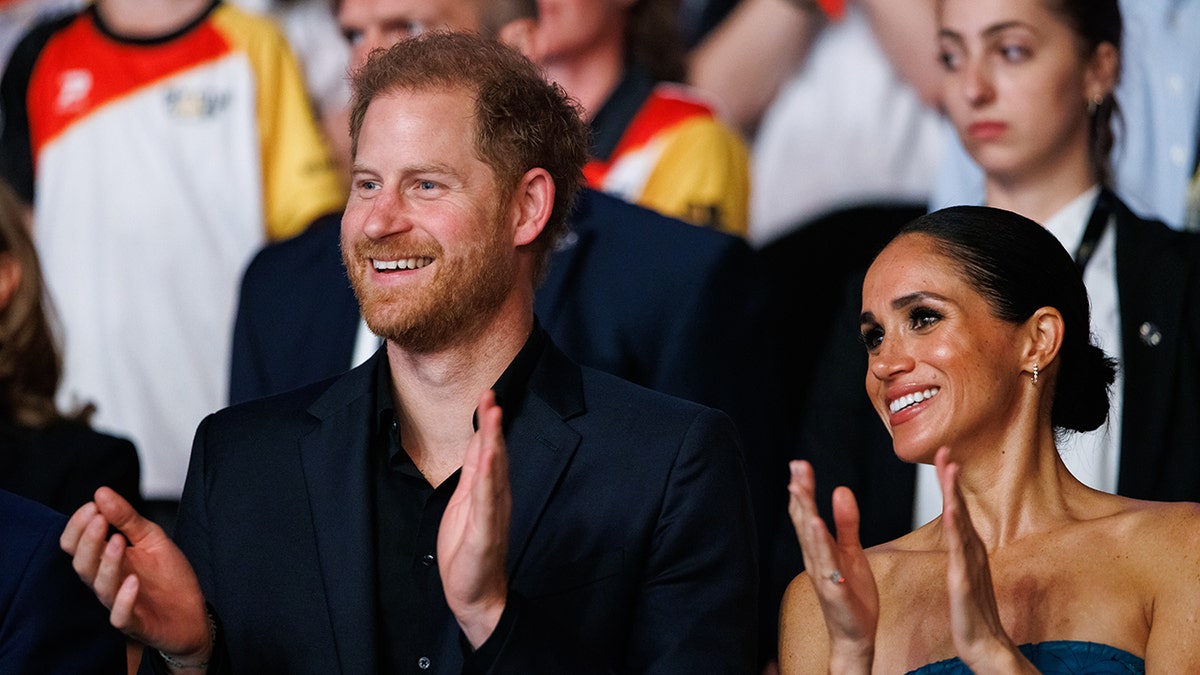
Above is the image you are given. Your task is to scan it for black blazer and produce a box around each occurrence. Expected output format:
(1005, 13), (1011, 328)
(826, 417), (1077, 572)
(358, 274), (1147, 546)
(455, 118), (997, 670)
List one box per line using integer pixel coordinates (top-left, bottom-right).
(1110, 194), (1200, 499)
(177, 338), (759, 673)
(0, 419), (141, 515)
(0, 489), (125, 673)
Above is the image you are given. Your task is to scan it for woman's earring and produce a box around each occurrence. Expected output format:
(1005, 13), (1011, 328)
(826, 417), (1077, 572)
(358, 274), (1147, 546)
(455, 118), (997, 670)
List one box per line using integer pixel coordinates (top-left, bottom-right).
(1088, 94), (1105, 116)
(1031, 363), (1039, 385)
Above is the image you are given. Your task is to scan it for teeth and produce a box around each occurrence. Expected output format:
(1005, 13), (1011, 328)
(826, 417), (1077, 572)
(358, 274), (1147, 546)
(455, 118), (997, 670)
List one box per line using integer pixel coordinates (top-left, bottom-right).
(889, 387), (940, 414)
(373, 257), (432, 271)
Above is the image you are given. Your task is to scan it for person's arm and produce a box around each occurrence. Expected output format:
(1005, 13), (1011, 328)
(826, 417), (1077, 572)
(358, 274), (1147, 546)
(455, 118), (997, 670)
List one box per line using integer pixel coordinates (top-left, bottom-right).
(638, 116), (751, 235)
(855, 0), (943, 107)
(687, 0), (825, 133)
(236, 15), (346, 241)
(1138, 503), (1200, 670)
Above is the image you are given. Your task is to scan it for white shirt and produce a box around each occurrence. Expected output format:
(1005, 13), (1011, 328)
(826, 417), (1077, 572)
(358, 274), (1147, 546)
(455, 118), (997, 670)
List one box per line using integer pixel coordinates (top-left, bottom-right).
(748, 5), (944, 246)
(352, 317), (382, 369)
(913, 187), (1124, 527)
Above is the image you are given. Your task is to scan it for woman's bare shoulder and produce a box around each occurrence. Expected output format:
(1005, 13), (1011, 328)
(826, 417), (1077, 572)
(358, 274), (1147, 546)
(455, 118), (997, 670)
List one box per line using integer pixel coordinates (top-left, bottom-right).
(1108, 498), (1200, 545)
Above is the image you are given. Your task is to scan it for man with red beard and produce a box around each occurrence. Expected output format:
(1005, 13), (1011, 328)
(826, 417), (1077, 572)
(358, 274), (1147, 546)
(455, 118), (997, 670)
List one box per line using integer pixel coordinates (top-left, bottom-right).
(62, 32), (758, 673)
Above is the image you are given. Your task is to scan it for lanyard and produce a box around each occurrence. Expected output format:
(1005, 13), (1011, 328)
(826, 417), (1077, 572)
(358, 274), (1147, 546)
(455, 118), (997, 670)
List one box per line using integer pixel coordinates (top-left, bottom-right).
(1075, 188), (1115, 273)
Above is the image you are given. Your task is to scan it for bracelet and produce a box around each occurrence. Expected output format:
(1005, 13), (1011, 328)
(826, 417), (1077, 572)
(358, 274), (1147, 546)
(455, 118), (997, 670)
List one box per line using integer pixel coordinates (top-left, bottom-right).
(158, 612), (217, 670)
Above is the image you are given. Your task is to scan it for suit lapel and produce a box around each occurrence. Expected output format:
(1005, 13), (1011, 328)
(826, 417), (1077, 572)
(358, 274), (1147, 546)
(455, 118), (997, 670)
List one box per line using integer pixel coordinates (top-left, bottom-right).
(503, 341), (586, 575)
(298, 352), (382, 673)
(289, 339), (587, 661)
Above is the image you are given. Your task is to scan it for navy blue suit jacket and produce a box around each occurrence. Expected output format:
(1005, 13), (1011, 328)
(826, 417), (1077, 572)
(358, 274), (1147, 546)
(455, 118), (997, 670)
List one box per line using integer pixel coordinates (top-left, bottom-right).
(182, 338), (758, 673)
(0, 489), (125, 673)
(230, 188), (784, 585)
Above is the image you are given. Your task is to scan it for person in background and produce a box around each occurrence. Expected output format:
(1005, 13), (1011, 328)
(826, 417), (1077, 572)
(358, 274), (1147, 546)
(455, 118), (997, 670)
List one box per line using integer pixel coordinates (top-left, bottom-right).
(769, 8), (1200, 672)
(929, 0), (1200, 231)
(64, 32), (758, 673)
(0, 0), (345, 521)
(231, 3), (785, 660)
(689, 0), (943, 246)
(908, 0), (1200, 525)
(520, 0), (751, 235)
(781, 206), (1200, 673)
(0, 180), (141, 517)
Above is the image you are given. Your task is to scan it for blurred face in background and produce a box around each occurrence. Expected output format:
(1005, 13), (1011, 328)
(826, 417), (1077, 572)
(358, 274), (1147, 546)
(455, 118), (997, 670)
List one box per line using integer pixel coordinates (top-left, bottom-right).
(936, 0), (1115, 187)
(527, 0), (633, 65)
(338, 0), (483, 69)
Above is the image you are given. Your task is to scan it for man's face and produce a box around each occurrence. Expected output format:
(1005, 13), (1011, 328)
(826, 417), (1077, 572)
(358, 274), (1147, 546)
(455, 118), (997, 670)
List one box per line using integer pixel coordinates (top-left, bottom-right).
(339, 0), (484, 69)
(341, 87), (518, 353)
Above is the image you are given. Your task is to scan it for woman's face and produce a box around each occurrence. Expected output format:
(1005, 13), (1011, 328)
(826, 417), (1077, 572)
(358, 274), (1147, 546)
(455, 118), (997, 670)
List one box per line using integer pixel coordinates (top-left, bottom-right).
(860, 234), (1026, 464)
(937, 0), (1111, 185)
(529, 0), (633, 66)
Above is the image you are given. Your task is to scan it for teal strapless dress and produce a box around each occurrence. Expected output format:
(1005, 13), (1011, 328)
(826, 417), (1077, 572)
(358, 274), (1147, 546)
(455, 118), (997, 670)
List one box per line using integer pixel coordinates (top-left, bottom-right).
(906, 640), (1144, 674)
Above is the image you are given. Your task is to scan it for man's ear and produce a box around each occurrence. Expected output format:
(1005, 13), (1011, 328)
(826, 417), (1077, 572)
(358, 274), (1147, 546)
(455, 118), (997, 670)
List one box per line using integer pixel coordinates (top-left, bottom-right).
(509, 168), (554, 248)
(1022, 306), (1065, 374)
(0, 252), (23, 312)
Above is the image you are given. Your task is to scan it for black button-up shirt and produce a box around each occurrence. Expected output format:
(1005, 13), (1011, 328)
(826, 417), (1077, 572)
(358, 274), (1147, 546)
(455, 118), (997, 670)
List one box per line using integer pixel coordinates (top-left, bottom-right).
(371, 327), (544, 673)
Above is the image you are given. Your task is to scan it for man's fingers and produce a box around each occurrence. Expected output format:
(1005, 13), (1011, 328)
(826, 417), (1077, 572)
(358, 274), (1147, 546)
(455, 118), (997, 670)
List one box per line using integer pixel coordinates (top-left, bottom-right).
(109, 574), (140, 631)
(71, 511), (113, 586)
(60, 500), (99, 555)
(94, 486), (160, 546)
(93, 533), (129, 608)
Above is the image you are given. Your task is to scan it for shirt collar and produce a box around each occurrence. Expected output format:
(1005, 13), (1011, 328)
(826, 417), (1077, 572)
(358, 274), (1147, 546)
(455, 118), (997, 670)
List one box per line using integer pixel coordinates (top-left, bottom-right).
(1043, 185), (1102, 257)
(372, 324), (547, 454)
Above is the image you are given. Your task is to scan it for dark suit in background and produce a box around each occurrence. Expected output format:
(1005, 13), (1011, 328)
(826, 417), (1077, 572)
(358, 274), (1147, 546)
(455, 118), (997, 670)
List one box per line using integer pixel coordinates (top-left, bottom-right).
(182, 336), (758, 672)
(0, 489), (125, 673)
(0, 420), (141, 516)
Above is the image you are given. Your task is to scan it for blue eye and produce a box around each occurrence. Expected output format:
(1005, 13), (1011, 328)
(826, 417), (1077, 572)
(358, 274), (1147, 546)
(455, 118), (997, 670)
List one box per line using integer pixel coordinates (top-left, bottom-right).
(418, 180), (437, 190)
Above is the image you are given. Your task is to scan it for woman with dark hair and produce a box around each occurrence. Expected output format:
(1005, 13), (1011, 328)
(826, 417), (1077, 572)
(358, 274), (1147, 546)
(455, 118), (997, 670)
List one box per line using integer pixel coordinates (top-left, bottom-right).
(903, 0), (1200, 527)
(0, 180), (141, 516)
(780, 206), (1200, 672)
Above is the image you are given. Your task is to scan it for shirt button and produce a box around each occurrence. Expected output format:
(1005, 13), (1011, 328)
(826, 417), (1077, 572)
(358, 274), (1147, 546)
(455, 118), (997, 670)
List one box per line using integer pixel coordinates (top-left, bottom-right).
(421, 553), (435, 567)
(418, 656), (431, 669)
